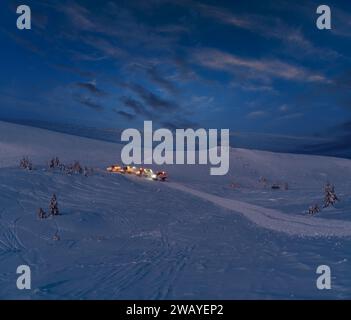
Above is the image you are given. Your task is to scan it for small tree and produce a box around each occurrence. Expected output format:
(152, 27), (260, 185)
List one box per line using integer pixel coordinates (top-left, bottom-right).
(20, 157), (25, 168)
(49, 157), (60, 169)
(53, 232), (60, 241)
(49, 194), (59, 216)
(49, 158), (55, 169)
(37, 208), (46, 219)
(73, 161), (83, 174)
(20, 156), (33, 170)
(323, 182), (339, 208)
(308, 204), (320, 215)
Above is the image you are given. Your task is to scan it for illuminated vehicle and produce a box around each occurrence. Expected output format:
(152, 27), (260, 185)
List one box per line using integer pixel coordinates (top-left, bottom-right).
(156, 171), (168, 181)
(135, 167), (145, 176)
(122, 166), (135, 174)
(107, 165), (168, 182)
(106, 165), (123, 173)
(142, 168), (156, 179)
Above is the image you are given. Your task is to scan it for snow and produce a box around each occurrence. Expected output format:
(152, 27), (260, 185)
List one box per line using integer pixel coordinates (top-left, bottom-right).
(166, 182), (351, 237)
(1, 120), (351, 299)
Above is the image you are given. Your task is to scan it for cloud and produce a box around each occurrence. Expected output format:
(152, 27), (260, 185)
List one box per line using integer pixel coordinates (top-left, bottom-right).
(172, 56), (199, 82)
(55, 1), (182, 53)
(120, 96), (153, 118)
(324, 8), (351, 38)
(32, 10), (49, 30)
(160, 118), (199, 130)
(190, 95), (214, 107)
(146, 67), (178, 94)
(247, 111), (267, 118)
(59, 2), (96, 31)
(155, 24), (190, 35)
(277, 112), (304, 121)
(115, 110), (136, 120)
(76, 81), (106, 96)
(74, 95), (104, 112)
(125, 83), (178, 111)
(81, 37), (125, 59)
(126, 63), (179, 94)
(230, 81), (276, 93)
(118, 82), (196, 128)
(195, 3), (264, 32)
(52, 64), (95, 78)
(279, 104), (289, 112)
(194, 3), (339, 59)
(0, 29), (44, 55)
(69, 51), (107, 62)
(192, 48), (328, 83)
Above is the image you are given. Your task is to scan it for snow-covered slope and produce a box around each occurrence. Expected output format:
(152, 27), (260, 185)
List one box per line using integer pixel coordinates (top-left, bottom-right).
(1, 120), (351, 299)
(0, 120), (122, 168)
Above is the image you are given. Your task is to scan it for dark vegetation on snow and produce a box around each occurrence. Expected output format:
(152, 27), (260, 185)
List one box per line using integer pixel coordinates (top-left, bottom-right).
(19, 156), (96, 241)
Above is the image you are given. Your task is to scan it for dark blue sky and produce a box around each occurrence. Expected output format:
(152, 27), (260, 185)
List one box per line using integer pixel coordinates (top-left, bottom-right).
(1, 0), (351, 155)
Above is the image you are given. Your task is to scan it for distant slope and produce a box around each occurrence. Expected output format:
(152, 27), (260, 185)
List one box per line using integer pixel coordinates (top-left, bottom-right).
(0, 119), (123, 143)
(0, 120), (122, 168)
(1, 118), (345, 158)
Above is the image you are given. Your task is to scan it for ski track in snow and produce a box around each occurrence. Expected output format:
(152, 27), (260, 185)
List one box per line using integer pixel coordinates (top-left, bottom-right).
(165, 182), (351, 238)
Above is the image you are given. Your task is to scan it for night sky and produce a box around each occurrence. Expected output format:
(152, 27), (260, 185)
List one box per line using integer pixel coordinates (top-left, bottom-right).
(1, 0), (351, 156)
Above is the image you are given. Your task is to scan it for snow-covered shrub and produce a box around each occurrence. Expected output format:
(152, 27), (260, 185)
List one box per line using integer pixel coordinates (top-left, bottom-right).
(19, 156), (33, 170)
(323, 182), (339, 208)
(49, 157), (60, 169)
(37, 207), (46, 219)
(308, 204), (320, 215)
(65, 161), (84, 175)
(49, 194), (59, 216)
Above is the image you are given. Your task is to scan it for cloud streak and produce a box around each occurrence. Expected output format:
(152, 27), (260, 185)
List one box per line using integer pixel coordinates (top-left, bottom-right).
(74, 95), (104, 112)
(192, 48), (328, 83)
(194, 2), (340, 59)
(120, 96), (153, 118)
(76, 82), (106, 97)
(146, 67), (178, 94)
(124, 83), (178, 111)
(115, 110), (136, 120)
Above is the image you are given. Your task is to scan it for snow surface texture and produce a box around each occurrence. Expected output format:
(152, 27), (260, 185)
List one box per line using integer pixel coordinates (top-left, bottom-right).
(1, 120), (351, 299)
